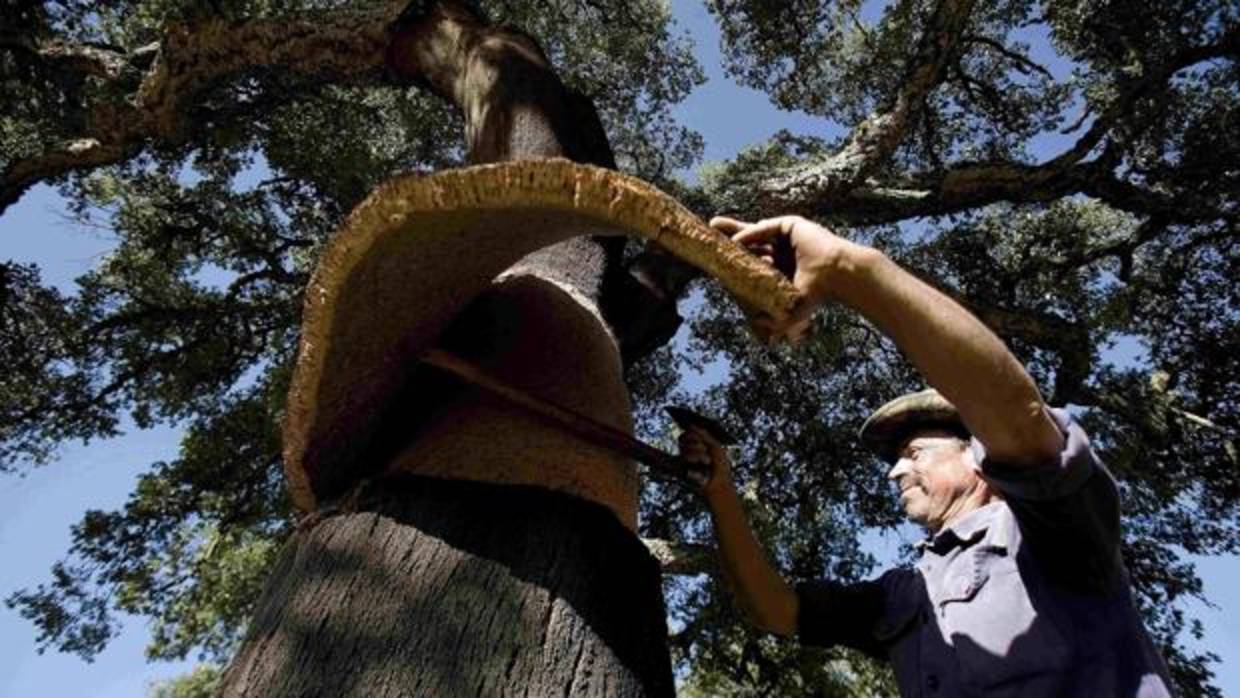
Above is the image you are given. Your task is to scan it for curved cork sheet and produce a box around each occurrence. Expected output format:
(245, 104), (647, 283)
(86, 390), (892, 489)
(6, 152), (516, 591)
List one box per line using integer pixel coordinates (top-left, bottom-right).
(284, 159), (799, 512)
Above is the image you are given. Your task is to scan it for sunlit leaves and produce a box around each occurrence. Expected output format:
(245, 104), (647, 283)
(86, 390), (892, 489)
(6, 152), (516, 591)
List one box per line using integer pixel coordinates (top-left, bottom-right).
(148, 663), (223, 698)
(7, 377), (291, 661)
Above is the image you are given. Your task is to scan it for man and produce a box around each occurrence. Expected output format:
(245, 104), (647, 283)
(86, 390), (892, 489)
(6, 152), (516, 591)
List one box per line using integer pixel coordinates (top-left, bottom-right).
(679, 214), (1174, 696)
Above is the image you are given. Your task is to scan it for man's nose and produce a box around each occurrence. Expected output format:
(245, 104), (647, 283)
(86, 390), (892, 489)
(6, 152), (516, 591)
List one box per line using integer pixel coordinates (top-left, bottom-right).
(887, 458), (911, 482)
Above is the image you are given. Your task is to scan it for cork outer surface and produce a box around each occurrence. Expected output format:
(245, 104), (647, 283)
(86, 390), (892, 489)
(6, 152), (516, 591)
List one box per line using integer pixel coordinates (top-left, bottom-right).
(284, 159), (800, 514)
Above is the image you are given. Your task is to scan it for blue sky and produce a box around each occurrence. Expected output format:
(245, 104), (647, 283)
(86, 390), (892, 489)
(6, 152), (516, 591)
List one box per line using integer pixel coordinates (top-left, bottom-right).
(1, 2), (1237, 696)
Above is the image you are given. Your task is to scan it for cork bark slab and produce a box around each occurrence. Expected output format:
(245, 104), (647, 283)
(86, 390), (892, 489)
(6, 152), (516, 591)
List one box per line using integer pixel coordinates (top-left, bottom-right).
(284, 159), (799, 512)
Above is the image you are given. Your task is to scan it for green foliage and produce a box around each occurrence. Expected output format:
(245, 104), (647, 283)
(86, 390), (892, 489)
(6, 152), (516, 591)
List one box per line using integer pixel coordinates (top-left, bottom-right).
(148, 663), (223, 698)
(482, 0), (707, 178)
(699, 131), (839, 219)
(0, 261), (118, 466)
(708, 0), (919, 122)
(2, 1), (1237, 696)
(6, 375), (291, 662)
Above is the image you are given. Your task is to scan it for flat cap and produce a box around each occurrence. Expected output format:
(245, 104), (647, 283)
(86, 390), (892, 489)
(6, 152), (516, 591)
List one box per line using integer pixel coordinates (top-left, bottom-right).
(858, 388), (969, 463)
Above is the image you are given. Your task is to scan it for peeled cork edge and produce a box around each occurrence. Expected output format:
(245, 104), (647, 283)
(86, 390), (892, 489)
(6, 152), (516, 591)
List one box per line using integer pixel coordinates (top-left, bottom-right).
(283, 158), (799, 512)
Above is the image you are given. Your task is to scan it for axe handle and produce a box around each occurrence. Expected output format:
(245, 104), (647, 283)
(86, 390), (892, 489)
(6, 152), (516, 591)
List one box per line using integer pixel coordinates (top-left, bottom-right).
(421, 349), (707, 485)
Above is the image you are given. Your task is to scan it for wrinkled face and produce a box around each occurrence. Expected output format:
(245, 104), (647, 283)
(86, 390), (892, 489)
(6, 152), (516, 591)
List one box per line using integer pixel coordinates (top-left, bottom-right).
(886, 429), (989, 532)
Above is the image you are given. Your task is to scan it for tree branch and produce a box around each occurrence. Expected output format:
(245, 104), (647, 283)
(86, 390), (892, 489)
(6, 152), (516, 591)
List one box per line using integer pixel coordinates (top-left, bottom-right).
(642, 537), (716, 577)
(3, 36), (139, 80)
(963, 34), (1054, 79)
(757, 23), (1239, 225)
(952, 60), (1024, 134)
(784, 141), (1235, 226)
(1045, 216), (1168, 282)
(757, 0), (976, 203)
(1, 2), (405, 216)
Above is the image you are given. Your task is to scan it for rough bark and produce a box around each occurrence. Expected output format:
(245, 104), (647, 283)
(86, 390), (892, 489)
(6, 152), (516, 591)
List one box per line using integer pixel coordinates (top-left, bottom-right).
(280, 160), (798, 514)
(221, 476), (674, 697)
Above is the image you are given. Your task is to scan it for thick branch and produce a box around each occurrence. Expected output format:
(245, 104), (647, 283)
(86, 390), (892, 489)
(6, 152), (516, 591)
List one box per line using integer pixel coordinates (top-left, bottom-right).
(790, 159), (1080, 224)
(1073, 384), (1238, 455)
(3, 138), (138, 216)
(2, 36), (138, 80)
(1, 2), (405, 215)
(788, 152), (1232, 226)
(385, 1), (696, 364)
(758, 0), (976, 202)
(758, 24), (1239, 224)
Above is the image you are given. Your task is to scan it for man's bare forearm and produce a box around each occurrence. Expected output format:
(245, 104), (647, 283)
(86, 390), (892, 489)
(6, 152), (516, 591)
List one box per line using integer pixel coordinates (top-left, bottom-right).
(704, 484), (798, 636)
(834, 248), (1064, 465)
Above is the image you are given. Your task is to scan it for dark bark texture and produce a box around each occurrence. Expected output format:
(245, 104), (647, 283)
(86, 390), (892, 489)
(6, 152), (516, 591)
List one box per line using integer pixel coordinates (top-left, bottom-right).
(221, 476), (674, 696)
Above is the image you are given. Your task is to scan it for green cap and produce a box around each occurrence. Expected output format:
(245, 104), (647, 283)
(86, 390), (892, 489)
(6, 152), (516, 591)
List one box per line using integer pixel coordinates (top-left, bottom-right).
(858, 389), (969, 464)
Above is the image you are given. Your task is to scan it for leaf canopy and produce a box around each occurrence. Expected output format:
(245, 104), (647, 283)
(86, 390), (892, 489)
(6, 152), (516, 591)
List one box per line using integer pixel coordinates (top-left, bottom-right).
(2, 0), (1237, 695)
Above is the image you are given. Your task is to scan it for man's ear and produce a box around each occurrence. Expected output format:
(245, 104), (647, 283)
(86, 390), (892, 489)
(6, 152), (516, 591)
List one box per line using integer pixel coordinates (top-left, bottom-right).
(960, 438), (984, 473)
(965, 448), (1005, 501)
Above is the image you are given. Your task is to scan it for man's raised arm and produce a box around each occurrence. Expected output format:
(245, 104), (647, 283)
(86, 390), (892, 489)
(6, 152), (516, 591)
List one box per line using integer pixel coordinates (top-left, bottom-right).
(714, 215), (1064, 467)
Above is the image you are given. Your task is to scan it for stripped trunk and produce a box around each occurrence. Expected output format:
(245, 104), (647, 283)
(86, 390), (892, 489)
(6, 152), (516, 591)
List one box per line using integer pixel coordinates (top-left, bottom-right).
(222, 3), (678, 695)
(221, 477), (673, 696)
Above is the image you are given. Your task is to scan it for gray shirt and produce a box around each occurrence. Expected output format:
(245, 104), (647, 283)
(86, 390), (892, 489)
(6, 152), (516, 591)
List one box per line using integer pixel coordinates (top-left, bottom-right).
(797, 409), (1174, 696)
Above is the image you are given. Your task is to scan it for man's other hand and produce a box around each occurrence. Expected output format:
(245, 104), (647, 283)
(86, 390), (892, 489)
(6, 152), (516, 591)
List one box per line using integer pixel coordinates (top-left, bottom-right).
(711, 215), (874, 342)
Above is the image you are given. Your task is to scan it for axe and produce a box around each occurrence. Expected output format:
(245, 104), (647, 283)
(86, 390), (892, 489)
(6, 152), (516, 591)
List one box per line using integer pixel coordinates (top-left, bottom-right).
(421, 349), (732, 487)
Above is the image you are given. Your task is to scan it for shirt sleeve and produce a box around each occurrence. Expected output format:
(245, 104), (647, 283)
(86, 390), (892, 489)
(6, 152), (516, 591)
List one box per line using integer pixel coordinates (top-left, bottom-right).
(796, 567), (921, 658)
(971, 407), (1124, 592)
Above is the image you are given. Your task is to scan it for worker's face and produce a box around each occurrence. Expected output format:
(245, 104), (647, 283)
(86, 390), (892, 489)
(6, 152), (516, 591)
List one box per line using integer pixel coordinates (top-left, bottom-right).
(886, 429), (989, 532)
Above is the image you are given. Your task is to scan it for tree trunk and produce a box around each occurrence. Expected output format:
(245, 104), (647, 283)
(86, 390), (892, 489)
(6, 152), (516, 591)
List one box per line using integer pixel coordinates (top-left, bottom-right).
(220, 476), (674, 696)
(223, 3), (678, 694)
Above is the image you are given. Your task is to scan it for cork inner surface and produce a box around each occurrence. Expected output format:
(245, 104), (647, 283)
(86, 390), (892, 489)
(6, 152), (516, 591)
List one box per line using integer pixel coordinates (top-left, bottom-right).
(284, 159), (799, 516)
(384, 275), (640, 528)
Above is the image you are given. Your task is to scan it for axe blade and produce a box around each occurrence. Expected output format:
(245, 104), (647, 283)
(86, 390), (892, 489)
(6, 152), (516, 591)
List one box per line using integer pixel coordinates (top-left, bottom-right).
(665, 405), (737, 445)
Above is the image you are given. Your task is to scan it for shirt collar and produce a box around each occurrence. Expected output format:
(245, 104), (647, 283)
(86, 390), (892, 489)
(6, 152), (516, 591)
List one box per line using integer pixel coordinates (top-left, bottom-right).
(917, 501), (1007, 554)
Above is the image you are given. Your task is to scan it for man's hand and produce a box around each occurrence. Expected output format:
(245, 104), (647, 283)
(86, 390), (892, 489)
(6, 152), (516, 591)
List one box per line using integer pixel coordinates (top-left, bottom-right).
(678, 426), (734, 502)
(711, 215), (874, 342)
(712, 217), (1062, 465)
